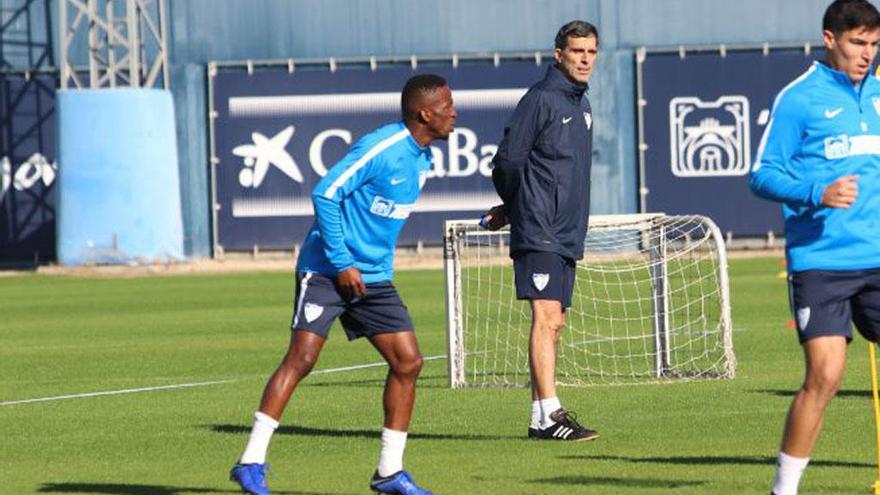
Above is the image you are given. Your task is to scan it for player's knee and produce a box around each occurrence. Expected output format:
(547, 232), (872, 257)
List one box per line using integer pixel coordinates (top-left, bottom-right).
(804, 369), (844, 400)
(534, 313), (565, 334)
(289, 349), (320, 376)
(392, 353), (423, 379)
(546, 315), (565, 333)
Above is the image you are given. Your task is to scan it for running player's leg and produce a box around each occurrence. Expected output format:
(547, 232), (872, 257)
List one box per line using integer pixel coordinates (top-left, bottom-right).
(344, 282), (431, 494)
(231, 272), (343, 495)
(772, 270), (858, 495)
(371, 331), (423, 432)
(781, 336), (847, 455)
(258, 331), (327, 419)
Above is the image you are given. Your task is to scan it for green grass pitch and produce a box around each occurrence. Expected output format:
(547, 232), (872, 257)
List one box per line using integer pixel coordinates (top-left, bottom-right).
(1, 257), (878, 494)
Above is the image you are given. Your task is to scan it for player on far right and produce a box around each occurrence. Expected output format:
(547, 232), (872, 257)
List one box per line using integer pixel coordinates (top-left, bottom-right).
(750, 1), (880, 494)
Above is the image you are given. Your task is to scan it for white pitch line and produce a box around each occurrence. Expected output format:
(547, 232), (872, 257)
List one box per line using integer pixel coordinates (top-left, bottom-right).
(0, 354), (448, 406)
(0, 380), (235, 406)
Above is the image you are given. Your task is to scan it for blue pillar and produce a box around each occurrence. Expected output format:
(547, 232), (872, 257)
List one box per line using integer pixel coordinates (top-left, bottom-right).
(56, 89), (184, 265)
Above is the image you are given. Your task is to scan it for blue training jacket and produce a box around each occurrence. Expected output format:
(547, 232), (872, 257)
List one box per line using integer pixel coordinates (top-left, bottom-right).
(750, 61), (880, 272)
(296, 122), (432, 283)
(491, 64), (593, 260)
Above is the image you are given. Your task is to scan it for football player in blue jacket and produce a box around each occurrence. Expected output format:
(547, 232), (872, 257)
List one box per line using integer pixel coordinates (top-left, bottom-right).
(231, 74), (456, 495)
(750, 1), (880, 494)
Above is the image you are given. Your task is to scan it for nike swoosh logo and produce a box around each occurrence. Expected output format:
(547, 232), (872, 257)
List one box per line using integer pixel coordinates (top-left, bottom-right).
(825, 108), (844, 118)
(562, 117), (573, 124)
(390, 177), (406, 185)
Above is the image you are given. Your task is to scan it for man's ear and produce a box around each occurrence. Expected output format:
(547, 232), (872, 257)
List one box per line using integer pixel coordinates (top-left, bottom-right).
(823, 29), (836, 50)
(417, 107), (431, 124)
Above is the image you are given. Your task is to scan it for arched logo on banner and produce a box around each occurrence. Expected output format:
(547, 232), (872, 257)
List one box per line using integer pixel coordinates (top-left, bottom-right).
(668, 95), (750, 177)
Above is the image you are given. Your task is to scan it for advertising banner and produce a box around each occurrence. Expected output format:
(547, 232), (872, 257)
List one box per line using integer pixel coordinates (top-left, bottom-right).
(211, 60), (552, 251)
(0, 73), (57, 262)
(640, 48), (820, 237)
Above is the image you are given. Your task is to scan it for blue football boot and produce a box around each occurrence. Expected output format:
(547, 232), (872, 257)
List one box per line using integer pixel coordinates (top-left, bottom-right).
(370, 470), (434, 495)
(230, 462), (270, 495)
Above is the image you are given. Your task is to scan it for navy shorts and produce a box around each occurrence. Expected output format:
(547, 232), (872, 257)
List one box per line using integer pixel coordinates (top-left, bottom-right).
(513, 251), (577, 308)
(291, 271), (414, 340)
(788, 268), (880, 343)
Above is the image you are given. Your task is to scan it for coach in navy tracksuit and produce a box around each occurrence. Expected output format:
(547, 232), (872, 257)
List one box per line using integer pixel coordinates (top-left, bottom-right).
(483, 20), (599, 442)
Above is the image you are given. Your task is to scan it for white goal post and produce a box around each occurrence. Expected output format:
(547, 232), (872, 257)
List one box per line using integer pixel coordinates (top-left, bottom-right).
(443, 213), (735, 388)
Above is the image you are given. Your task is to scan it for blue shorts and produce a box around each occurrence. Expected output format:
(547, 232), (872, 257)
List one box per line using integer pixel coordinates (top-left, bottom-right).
(513, 251), (577, 308)
(291, 271), (414, 340)
(788, 268), (880, 344)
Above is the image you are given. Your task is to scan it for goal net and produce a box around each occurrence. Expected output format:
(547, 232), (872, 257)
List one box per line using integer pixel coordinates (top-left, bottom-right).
(443, 213), (735, 388)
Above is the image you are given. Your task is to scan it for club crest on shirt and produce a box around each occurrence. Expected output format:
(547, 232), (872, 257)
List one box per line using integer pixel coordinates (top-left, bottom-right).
(873, 97), (880, 117)
(304, 302), (324, 323)
(823, 135), (850, 160)
(532, 273), (550, 291)
(584, 112), (592, 130)
(796, 307), (811, 331)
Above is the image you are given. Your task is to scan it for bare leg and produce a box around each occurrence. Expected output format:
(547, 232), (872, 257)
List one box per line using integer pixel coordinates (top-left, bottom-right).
(258, 330), (327, 420)
(529, 299), (566, 401)
(780, 335), (847, 456)
(370, 331), (424, 431)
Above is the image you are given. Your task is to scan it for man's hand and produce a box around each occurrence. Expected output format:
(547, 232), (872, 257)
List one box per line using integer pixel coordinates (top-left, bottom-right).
(482, 204), (509, 231)
(336, 266), (366, 300)
(822, 175), (859, 208)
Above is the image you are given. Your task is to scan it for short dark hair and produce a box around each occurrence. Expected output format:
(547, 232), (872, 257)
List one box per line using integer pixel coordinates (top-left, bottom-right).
(401, 74), (448, 121)
(823, 0), (880, 34)
(554, 20), (599, 50)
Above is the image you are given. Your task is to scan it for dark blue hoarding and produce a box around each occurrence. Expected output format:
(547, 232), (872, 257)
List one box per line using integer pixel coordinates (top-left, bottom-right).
(211, 60), (550, 251)
(640, 48), (821, 237)
(0, 73), (57, 262)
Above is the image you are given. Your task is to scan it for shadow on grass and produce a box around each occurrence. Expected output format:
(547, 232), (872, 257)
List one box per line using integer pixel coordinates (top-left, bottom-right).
(36, 482), (332, 494)
(304, 373), (449, 389)
(210, 423), (520, 441)
(529, 475), (705, 489)
(561, 454), (873, 469)
(758, 389), (870, 398)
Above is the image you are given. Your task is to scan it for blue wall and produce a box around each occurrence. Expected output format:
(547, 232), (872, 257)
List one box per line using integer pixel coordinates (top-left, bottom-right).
(4, 0), (839, 257)
(164, 0), (833, 256)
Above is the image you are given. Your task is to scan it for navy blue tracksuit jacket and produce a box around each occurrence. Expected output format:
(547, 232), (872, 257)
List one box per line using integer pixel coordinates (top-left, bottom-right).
(491, 64), (593, 261)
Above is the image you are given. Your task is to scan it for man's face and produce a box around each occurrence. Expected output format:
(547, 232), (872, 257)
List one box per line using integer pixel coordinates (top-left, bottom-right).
(423, 85), (457, 140)
(554, 35), (598, 84)
(824, 25), (880, 83)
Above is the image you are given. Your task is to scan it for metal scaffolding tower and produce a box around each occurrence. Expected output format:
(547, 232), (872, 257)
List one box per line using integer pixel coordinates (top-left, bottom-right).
(60, 0), (169, 89)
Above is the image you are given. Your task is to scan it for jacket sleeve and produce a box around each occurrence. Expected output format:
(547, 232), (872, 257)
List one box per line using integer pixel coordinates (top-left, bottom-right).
(750, 93), (826, 208)
(310, 138), (384, 273)
(491, 90), (549, 205)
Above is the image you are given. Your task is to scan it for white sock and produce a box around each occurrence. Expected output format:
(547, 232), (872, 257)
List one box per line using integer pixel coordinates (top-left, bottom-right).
(539, 397), (563, 429)
(377, 428), (408, 477)
(240, 411), (280, 464)
(530, 401), (542, 429)
(772, 451), (809, 495)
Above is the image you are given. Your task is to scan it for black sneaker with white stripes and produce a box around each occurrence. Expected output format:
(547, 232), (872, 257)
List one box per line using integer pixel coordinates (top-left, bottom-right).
(528, 408), (599, 441)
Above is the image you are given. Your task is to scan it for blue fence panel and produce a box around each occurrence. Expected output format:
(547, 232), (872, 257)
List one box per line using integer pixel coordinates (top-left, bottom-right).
(212, 60), (551, 251)
(640, 48), (820, 236)
(0, 73), (57, 262)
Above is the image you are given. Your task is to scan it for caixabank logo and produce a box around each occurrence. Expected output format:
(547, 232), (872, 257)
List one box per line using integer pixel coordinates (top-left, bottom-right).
(221, 87), (529, 219)
(668, 95), (751, 177)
